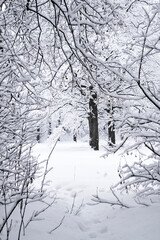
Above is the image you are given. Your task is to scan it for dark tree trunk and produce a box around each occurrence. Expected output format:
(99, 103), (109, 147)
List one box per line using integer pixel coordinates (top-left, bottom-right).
(37, 127), (40, 142)
(0, 29), (3, 52)
(88, 86), (99, 150)
(108, 120), (115, 146)
(48, 121), (52, 135)
(73, 132), (77, 142)
(106, 100), (115, 146)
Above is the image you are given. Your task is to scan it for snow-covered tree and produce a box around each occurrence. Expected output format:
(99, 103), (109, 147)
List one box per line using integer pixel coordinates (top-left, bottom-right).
(0, 1), (54, 238)
(0, 0), (125, 237)
(115, 1), (160, 200)
(93, 0), (160, 203)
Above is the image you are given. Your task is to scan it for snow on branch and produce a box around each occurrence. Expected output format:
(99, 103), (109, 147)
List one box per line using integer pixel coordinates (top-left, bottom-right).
(91, 188), (131, 208)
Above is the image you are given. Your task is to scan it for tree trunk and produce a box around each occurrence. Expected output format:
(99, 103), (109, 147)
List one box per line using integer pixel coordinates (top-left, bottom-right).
(73, 132), (77, 142)
(106, 100), (115, 146)
(108, 120), (115, 146)
(88, 86), (99, 150)
(48, 121), (52, 135)
(37, 127), (40, 142)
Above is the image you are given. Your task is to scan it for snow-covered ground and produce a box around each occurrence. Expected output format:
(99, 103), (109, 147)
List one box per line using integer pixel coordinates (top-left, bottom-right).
(11, 140), (160, 240)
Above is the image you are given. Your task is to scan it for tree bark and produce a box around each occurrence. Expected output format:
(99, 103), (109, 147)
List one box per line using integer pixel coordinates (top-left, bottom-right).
(108, 120), (115, 146)
(88, 86), (99, 150)
(106, 100), (115, 146)
(37, 127), (40, 142)
(48, 121), (52, 135)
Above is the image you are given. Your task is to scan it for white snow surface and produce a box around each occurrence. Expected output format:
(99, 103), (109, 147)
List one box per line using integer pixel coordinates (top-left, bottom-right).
(18, 140), (160, 240)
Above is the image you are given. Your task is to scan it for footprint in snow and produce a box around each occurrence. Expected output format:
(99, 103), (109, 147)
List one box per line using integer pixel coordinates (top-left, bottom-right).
(55, 185), (62, 190)
(65, 187), (72, 191)
(77, 222), (89, 232)
(93, 219), (101, 224)
(99, 226), (108, 234)
(89, 232), (97, 238)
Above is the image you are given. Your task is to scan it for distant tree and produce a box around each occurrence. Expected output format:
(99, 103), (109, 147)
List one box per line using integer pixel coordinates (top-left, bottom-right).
(106, 99), (115, 146)
(24, 0), (122, 149)
(88, 86), (99, 150)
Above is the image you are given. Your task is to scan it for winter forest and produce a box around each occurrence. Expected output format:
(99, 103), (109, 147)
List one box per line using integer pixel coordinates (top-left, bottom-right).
(1, 0), (160, 239)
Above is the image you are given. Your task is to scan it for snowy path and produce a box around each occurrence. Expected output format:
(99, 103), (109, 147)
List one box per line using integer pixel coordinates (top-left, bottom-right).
(22, 141), (160, 240)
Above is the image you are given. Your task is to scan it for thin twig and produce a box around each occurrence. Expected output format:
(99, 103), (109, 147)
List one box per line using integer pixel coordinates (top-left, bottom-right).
(48, 216), (65, 234)
(41, 139), (59, 192)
